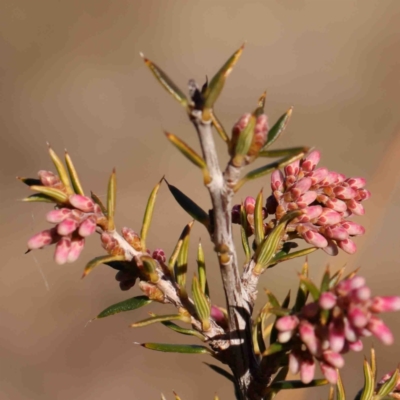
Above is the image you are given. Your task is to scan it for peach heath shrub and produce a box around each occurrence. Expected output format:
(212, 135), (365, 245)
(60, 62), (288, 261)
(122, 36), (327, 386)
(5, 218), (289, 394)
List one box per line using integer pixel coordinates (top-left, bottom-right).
(18, 45), (399, 400)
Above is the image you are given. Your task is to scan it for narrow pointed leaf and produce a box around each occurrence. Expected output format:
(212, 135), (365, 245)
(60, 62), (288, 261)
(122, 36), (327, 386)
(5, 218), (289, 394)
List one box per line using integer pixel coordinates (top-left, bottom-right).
(141, 54), (188, 108)
(203, 44), (244, 109)
(175, 221), (194, 291)
(82, 254), (125, 278)
(140, 342), (213, 355)
(377, 369), (399, 398)
(262, 107), (293, 150)
(96, 296), (152, 319)
(254, 189), (265, 247)
(281, 290), (291, 309)
(197, 241), (209, 296)
(265, 290), (281, 308)
(293, 260), (309, 312)
(204, 363), (235, 383)
(255, 91), (267, 117)
(107, 169), (117, 231)
(141, 178), (162, 249)
(30, 185), (69, 203)
(161, 394), (167, 400)
(360, 359), (374, 400)
(91, 191), (108, 216)
(254, 314), (266, 355)
(17, 177), (42, 186)
(23, 193), (55, 203)
(259, 146), (309, 158)
(262, 342), (287, 356)
(141, 255), (160, 283)
(65, 151), (84, 195)
(156, 317), (206, 341)
(165, 132), (207, 170)
(320, 266), (331, 293)
(234, 152), (306, 192)
(370, 346), (377, 383)
(173, 393), (182, 400)
(234, 114), (256, 158)
(270, 247), (318, 264)
(131, 314), (185, 328)
(299, 275), (320, 301)
(192, 275), (211, 331)
(165, 180), (210, 230)
(328, 386), (334, 400)
(270, 379), (328, 390)
(47, 145), (73, 194)
(211, 111), (229, 143)
(168, 222), (192, 274)
(336, 370), (346, 400)
(240, 203), (251, 263)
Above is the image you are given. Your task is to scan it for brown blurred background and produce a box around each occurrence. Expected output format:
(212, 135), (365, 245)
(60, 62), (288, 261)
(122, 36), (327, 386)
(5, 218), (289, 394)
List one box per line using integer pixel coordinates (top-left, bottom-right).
(1, 0), (400, 399)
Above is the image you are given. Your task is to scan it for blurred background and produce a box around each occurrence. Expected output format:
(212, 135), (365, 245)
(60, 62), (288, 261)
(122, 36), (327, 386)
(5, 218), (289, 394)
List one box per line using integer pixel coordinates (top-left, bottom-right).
(1, 0), (400, 399)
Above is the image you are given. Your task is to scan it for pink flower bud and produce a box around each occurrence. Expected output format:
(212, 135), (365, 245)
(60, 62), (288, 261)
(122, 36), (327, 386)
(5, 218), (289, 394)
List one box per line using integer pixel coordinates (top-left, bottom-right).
(308, 167), (329, 185)
(322, 239), (339, 256)
(317, 195), (348, 212)
(244, 197), (256, 215)
(333, 186), (357, 200)
(290, 178), (312, 200)
(152, 248), (166, 263)
(299, 321), (319, 355)
(340, 221), (365, 236)
(297, 191), (317, 208)
(322, 350), (344, 369)
(38, 170), (61, 187)
(276, 315), (299, 331)
(337, 276), (365, 294)
(337, 238), (357, 254)
(320, 171), (339, 186)
(346, 177), (366, 189)
(356, 189), (371, 201)
(319, 292), (337, 310)
(27, 228), (58, 249)
(247, 114), (268, 159)
(370, 296), (400, 313)
(300, 228), (328, 248)
(328, 318), (345, 353)
(57, 218), (79, 236)
(346, 199), (365, 215)
(54, 237), (71, 265)
(343, 317), (357, 342)
(68, 194), (95, 213)
(271, 170), (285, 192)
(289, 351), (301, 375)
(67, 237), (85, 263)
(368, 316), (394, 345)
(348, 339), (363, 352)
(211, 306), (228, 330)
(230, 113), (251, 157)
(302, 205), (323, 220)
(277, 330), (294, 343)
(352, 286), (371, 302)
(300, 357), (316, 384)
(285, 160), (300, 176)
(78, 215), (97, 237)
(322, 225), (349, 241)
(348, 306), (369, 328)
(46, 208), (71, 224)
(301, 150), (320, 172)
(316, 209), (342, 226)
(319, 361), (338, 384)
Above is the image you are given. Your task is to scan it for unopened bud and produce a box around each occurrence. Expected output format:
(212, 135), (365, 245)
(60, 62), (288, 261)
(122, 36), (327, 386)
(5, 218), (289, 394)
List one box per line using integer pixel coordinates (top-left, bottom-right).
(121, 227), (142, 251)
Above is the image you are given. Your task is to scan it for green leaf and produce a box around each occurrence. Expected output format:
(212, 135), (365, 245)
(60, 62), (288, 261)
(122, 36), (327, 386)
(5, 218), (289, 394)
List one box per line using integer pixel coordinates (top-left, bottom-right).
(141, 178), (162, 250)
(262, 342), (287, 356)
(141, 54), (188, 108)
(210, 111), (229, 143)
(90, 191), (108, 216)
(255, 91), (267, 117)
(65, 151), (84, 195)
(281, 290), (291, 309)
(141, 255), (160, 283)
(204, 363), (235, 383)
(29, 185), (69, 203)
(320, 266), (331, 293)
(299, 275), (320, 301)
(192, 274), (211, 331)
(240, 203), (251, 263)
(168, 222), (192, 275)
(265, 290), (281, 308)
(107, 169), (117, 231)
(253, 313), (266, 355)
(139, 342), (213, 355)
(165, 180), (210, 230)
(203, 44), (244, 110)
(259, 146), (309, 158)
(197, 241), (209, 296)
(269, 247), (317, 265)
(262, 107), (293, 150)
(293, 260), (309, 312)
(96, 296), (152, 319)
(82, 254), (125, 278)
(47, 144), (73, 194)
(234, 151), (306, 192)
(336, 370), (346, 400)
(156, 317), (206, 341)
(360, 358), (375, 400)
(370, 346), (377, 383)
(175, 221), (194, 292)
(329, 267), (345, 289)
(233, 114), (256, 158)
(22, 193), (55, 203)
(254, 189), (265, 247)
(17, 177), (42, 186)
(131, 314), (186, 328)
(377, 369), (399, 398)
(269, 379), (328, 390)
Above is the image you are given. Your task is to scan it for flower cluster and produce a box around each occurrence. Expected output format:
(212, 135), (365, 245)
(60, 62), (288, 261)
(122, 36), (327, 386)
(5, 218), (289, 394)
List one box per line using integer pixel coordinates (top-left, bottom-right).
(267, 150), (370, 255)
(275, 274), (400, 384)
(27, 171), (106, 264)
